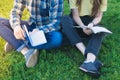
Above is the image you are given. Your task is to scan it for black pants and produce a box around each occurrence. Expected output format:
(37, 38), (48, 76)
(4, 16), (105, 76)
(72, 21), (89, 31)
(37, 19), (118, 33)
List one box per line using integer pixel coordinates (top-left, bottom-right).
(60, 15), (106, 57)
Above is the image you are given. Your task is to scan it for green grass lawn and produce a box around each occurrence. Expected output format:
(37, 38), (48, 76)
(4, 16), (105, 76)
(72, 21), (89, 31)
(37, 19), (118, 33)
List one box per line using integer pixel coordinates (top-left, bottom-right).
(0, 0), (120, 80)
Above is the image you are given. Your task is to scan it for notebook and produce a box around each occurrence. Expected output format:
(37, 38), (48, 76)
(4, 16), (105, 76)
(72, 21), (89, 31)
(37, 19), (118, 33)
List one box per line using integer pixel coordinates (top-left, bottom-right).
(23, 25), (47, 47)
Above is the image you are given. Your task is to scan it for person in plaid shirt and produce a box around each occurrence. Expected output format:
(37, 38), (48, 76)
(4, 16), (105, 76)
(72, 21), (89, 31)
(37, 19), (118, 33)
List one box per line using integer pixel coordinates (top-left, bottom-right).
(0, 0), (63, 67)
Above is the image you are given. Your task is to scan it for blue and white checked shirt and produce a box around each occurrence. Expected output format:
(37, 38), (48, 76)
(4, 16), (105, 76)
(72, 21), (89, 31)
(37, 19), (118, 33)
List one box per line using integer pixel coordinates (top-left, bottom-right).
(10, 0), (63, 33)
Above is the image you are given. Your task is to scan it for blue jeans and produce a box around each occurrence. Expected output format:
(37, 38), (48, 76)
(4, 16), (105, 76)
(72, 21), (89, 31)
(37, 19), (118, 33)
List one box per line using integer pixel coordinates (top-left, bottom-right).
(0, 18), (62, 52)
(60, 16), (106, 57)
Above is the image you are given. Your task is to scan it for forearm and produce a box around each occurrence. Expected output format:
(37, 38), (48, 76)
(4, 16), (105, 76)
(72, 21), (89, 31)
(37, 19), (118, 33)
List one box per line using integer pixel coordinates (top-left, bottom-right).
(72, 9), (84, 26)
(9, 1), (25, 29)
(86, 12), (103, 35)
(73, 15), (84, 26)
(9, 9), (21, 29)
(92, 12), (103, 25)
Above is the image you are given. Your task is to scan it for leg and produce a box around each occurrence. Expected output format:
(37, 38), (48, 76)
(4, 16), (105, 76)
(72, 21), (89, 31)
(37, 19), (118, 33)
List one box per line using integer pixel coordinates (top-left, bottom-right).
(85, 33), (106, 57)
(0, 19), (24, 50)
(79, 33), (106, 78)
(0, 18), (39, 67)
(60, 16), (86, 55)
(60, 16), (81, 45)
(84, 33), (106, 69)
(0, 18), (34, 51)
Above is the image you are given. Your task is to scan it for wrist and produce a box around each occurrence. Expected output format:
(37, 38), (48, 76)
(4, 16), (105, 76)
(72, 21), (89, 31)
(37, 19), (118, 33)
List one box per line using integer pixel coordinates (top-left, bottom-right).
(13, 24), (21, 30)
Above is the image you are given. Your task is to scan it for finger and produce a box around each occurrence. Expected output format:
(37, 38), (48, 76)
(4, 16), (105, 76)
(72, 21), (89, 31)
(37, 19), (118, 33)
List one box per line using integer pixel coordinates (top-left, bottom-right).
(14, 30), (24, 40)
(19, 30), (25, 40)
(88, 30), (92, 35)
(14, 31), (20, 39)
(15, 33), (22, 39)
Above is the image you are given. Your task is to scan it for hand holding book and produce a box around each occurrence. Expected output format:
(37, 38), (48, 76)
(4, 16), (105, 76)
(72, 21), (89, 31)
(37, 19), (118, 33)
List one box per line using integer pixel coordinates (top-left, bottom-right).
(23, 25), (47, 47)
(74, 25), (112, 34)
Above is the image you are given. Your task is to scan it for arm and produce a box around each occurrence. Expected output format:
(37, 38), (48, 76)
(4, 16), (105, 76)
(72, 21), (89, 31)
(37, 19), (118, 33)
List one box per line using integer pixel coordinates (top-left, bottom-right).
(91, 0), (108, 26)
(88, 12), (103, 28)
(9, 0), (26, 40)
(71, 8), (85, 27)
(92, 12), (103, 25)
(71, 8), (86, 55)
(39, 0), (63, 33)
(71, 8), (92, 35)
(88, 0), (107, 27)
(85, 12), (104, 35)
(10, 0), (25, 29)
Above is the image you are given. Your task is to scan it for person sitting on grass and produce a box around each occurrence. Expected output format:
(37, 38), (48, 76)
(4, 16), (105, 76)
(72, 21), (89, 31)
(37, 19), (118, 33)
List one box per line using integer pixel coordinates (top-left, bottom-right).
(0, 0), (63, 68)
(60, 0), (107, 78)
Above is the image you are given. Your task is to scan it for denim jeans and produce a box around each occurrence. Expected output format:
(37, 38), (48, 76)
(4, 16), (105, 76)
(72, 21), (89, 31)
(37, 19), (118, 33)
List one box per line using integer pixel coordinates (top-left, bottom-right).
(60, 16), (106, 57)
(0, 18), (62, 52)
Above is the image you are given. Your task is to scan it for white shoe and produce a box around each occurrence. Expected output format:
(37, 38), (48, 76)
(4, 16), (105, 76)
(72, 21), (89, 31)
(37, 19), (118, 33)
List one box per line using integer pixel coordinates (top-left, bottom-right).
(24, 49), (39, 67)
(4, 42), (14, 53)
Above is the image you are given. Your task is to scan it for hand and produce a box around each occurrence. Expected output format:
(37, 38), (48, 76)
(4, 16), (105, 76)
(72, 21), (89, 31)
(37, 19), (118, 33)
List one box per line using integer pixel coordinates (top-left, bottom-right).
(13, 26), (25, 40)
(87, 22), (94, 28)
(83, 28), (92, 35)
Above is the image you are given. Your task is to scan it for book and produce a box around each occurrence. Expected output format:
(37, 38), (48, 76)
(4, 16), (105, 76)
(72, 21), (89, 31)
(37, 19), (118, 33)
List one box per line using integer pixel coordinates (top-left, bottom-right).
(23, 25), (47, 47)
(74, 26), (112, 34)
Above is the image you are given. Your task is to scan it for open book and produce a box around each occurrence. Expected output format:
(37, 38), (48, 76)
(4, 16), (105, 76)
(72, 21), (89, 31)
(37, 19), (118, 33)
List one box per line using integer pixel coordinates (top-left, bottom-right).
(23, 25), (47, 47)
(74, 26), (112, 34)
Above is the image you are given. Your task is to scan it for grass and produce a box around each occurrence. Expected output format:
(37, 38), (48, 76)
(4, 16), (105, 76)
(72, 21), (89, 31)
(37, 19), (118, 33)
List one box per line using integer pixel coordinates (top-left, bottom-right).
(0, 0), (120, 80)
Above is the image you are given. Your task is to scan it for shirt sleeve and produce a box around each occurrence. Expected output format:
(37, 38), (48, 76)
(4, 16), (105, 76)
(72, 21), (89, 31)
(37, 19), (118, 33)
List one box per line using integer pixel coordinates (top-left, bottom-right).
(9, 0), (26, 29)
(69, 0), (78, 9)
(39, 0), (63, 33)
(100, 0), (107, 12)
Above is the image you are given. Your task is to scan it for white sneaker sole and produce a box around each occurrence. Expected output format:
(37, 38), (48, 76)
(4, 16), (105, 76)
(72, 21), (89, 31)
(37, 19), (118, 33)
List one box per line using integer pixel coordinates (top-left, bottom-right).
(79, 67), (100, 78)
(79, 67), (96, 73)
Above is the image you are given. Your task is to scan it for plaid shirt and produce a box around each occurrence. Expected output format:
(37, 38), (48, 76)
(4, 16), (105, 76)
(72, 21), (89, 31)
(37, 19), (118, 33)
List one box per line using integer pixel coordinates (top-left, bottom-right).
(10, 0), (63, 33)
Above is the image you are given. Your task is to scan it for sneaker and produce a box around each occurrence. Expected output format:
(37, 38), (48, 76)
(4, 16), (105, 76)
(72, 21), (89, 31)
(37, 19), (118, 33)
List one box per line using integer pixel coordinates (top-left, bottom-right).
(94, 59), (103, 70)
(24, 49), (39, 67)
(4, 42), (14, 53)
(79, 62), (100, 78)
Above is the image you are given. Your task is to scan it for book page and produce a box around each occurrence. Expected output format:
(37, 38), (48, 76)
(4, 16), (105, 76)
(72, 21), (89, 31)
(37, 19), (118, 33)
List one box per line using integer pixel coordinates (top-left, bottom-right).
(91, 26), (112, 34)
(29, 30), (47, 46)
(74, 26), (112, 34)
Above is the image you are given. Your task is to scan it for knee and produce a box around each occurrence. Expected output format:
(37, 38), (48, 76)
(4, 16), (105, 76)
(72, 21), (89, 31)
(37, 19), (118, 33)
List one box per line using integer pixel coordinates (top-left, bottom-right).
(60, 16), (74, 31)
(60, 16), (73, 24)
(60, 16), (71, 21)
(50, 31), (62, 47)
(98, 33), (107, 39)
